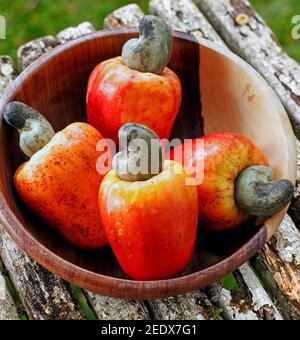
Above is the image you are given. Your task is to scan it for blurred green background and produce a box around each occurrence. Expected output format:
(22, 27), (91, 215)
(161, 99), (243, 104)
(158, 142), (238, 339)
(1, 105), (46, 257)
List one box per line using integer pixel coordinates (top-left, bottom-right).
(0, 0), (299, 63)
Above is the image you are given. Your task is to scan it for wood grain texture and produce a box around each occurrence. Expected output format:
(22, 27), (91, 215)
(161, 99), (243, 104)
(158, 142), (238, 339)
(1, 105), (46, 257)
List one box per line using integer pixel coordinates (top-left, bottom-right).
(195, 0), (300, 140)
(251, 215), (300, 320)
(0, 269), (19, 320)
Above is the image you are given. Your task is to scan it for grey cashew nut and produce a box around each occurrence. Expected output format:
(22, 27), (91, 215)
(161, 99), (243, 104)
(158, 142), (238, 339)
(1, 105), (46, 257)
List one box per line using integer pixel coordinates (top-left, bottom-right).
(113, 123), (164, 182)
(3, 101), (55, 158)
(235, 166), (294, 217)
(121, 15), (173, 75)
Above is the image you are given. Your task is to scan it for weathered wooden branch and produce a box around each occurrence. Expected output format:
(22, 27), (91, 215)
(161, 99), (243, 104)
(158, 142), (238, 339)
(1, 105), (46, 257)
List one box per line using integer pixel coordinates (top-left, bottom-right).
(17, 22), (96, 70)
(195, 0), (300, 140)
(57, 22), (96, 44)
(103, 4), (144, 29)
(0, 227), (84, 320)
(17, 35), (60, 71)
(149, 0), (225, 45)
(0, 269), (19, 320)
(207, 264), (283, 320)
(85, 292), (150, 320)
(0, 56), (18, 97)
(148, 291), (222, 320)
(251, 215), (300, 320)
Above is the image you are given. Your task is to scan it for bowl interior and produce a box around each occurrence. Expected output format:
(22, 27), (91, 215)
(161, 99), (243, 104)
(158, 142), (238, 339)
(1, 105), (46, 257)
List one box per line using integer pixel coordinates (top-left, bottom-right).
(0, 31), (296, 291)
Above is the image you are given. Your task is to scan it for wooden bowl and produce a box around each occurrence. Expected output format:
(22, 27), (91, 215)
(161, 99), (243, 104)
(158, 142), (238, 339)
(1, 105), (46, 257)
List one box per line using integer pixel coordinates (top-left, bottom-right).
(0, 29), (296, 299)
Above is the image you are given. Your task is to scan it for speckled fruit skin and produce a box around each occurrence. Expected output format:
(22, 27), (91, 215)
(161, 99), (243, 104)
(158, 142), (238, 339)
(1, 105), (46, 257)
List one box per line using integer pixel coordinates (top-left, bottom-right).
(14, 123), (109, 249)
(167, 132), (269, 231)
(99, 160), (198, 280)
(86, 57), (182, 143)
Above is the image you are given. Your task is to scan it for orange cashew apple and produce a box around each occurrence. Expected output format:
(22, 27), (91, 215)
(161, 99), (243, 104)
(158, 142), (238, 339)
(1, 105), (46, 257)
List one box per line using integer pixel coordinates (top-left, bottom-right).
(4, 102), (109, 249)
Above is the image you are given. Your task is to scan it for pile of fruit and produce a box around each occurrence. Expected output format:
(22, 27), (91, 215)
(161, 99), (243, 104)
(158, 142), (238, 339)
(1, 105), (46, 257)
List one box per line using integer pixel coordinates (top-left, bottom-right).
(3, 16), (293, 281)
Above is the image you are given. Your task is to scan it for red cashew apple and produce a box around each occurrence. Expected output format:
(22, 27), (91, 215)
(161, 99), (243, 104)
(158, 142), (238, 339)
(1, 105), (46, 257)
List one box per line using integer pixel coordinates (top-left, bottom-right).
(168, 132), (294, 231)
(99, 124), (198, 280)
(86, 15), (182, 143)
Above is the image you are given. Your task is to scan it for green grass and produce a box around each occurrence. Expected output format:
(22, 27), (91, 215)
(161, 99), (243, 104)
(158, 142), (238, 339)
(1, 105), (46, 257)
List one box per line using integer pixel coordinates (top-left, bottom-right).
(0, 0), (148, 59)
(69, 284), (98, 320)
(251, 0), (299, 62)
(0, 0), (299, 62)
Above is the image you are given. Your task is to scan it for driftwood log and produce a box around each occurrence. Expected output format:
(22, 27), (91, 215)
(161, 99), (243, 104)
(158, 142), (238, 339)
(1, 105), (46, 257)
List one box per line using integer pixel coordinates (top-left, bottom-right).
(0, 0), (299, 320)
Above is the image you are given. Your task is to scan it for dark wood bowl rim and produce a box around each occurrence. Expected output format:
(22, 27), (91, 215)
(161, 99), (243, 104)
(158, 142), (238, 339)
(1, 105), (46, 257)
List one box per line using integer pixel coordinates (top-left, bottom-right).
(0, 29), (277, 299)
